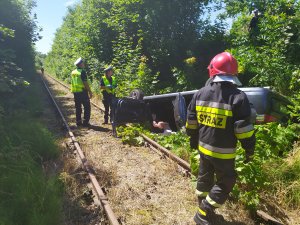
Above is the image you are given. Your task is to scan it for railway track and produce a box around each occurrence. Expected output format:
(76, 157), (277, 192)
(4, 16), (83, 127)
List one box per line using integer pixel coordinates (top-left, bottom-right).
(40, 72), (285, 225)
(44, 73), (191, 174)
(41, 73), (120, 225)
(40, 73), (198, 224)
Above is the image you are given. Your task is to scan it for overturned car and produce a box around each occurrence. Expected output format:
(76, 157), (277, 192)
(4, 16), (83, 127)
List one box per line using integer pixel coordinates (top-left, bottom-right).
(112, 87), (292, 135)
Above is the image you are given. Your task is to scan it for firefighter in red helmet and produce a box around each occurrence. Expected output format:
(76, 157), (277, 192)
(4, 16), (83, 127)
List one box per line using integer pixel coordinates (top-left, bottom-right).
(186, 52), (256, 225)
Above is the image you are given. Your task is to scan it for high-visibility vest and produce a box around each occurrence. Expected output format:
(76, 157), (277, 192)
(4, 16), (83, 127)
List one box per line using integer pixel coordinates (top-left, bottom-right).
(102, 75), (116, 94)
(71, 69), (85, 93)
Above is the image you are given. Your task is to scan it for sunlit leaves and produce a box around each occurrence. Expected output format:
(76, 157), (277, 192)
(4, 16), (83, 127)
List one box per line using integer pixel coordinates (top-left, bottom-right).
(45, 0), (227, 94)
(226, 1), (300, 96)
(0, 24), (15, 40)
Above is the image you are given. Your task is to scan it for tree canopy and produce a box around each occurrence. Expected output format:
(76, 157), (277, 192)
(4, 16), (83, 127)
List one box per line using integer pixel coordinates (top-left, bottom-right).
(44, 0), (300, 99)
(223, 0), (300, 95)
(0, 0), (40, 93)
(44, 0), (227, 95)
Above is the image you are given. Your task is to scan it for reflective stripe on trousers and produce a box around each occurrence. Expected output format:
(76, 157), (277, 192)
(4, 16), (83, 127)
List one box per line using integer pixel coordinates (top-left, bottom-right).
(197, 153), (237, 207)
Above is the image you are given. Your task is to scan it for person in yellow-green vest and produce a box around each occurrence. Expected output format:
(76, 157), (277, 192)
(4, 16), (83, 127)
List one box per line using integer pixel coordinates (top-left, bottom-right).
(186, 52), (256, 225)
(100, 65), (117, 124)
(71, 57), (93, 127)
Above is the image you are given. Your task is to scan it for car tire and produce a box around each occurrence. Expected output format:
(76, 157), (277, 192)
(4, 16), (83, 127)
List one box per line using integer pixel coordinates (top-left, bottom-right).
(129, 89), (144, 100)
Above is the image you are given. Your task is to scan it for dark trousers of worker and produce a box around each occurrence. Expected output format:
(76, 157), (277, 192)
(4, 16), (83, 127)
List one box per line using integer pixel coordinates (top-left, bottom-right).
(102, 95), (115, 123)
(197, 153), (237, 209)
(74, 91), (91, 125)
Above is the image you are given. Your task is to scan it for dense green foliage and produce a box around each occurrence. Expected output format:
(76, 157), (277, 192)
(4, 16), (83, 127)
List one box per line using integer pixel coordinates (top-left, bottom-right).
(0, 0), (63, 224)
(222, 0), (300, 96)
(1, 0), (300, 221)
(44, 0), (300, 98)
(45, 0), (300, 212)
(234, 123), (300, 209)
(44, 0), (227, 96)
(118, 123), (300, 209)
(0, 85), (63, 225)
(35, 51), (46, 69)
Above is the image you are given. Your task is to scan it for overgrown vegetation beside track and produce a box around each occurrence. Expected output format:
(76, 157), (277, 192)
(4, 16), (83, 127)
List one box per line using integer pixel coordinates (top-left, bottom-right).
(2, 0), (300, 223)
(0, 0), (64, 224)
(0, 77), (64, 225)
(0, 84), (63, 224)
(117, 123), (300, 212)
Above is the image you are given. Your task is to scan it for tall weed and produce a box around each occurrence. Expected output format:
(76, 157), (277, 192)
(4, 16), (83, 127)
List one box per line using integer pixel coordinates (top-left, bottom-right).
(0, 79), (63, 224)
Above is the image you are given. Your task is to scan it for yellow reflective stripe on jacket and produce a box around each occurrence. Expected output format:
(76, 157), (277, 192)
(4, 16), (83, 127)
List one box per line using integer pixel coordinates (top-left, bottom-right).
(196, 100), (233, 116)
(186, 123), (198, 129)
(198, 145), (236, 159)
(196, 100), (232, 110)
(195, 101), (232, 129)
(196, 106), (232, 117)
(206, 195), (222, 208)
(197, 112), (227, 128)
(235, 124), (254, 139)
(199, 141), (235, 154)
(195, 190), (208, 197)
(71, 69), (84, 93)
(186, 120), (198, 129)
(235, 130), (254, 139)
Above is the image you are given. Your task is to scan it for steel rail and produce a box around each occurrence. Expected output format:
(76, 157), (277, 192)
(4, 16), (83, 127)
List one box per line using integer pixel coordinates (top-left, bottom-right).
(43, 72), (287, 225)
(44, 73), (105, 112)
(141, 134), (190, 172)
(40, 73), (120, 225)
(44, 73), (192, 172)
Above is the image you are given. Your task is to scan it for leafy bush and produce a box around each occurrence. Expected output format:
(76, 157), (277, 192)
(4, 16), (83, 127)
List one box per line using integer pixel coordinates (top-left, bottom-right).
(116, 125), (145, 146)
(227, 1), (300, 95)
(264, 153), (300, 208)
(148, 131), (191, 161)
(118, 122), (300, 209)
(233, 123), (300, 209)
(0, 152), (63, 225)
(0, 79), (63, 224)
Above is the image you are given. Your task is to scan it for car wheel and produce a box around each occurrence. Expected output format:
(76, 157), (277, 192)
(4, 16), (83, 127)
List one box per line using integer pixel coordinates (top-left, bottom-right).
(129, 89), (144, 100)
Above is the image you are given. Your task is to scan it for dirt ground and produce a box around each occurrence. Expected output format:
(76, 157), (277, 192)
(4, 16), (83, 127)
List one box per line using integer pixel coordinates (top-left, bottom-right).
(40, 73), (295, 225)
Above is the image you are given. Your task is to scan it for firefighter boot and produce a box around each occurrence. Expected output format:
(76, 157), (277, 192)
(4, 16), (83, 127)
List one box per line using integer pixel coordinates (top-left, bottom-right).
(194, 199), (216, 225)
(201, 199), (215, 212)
(194, 209), (210, 225)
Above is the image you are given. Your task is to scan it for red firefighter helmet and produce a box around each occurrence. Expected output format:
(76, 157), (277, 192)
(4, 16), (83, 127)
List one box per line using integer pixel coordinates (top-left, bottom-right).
(208, 52), (238, 77)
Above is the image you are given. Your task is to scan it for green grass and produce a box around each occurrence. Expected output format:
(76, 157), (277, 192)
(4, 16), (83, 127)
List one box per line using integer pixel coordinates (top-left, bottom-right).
(265, 148), (300, 208)
(0, 77), (63, 225)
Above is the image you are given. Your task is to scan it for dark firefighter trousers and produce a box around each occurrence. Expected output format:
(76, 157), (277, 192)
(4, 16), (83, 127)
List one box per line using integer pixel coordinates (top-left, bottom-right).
(74, 91), (91, 125)
(197, 153), (237, 208)
(102, 94), (115, 123)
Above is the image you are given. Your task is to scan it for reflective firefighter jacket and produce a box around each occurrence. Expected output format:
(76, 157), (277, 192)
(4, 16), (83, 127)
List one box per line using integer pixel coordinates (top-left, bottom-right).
(186, 82), (255, 159)
(101, 75), (117, 95)
(71, 69), (85, 93)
